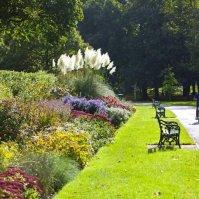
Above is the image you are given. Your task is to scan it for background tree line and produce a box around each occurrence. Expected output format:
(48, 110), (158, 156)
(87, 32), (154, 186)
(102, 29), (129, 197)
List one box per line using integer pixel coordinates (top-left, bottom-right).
(0, 0), (199, 99)
(79, 0), (199, 99)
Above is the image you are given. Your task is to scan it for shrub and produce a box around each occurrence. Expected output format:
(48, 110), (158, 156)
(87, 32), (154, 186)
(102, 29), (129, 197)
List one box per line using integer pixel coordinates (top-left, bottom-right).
(70, 117), (116, 153)
(0, 99), (71, 142)
(0, 84), (13, 100)
(17, 152), (80, 197)
(0, 100), (24, 141)
(26, 130), (93, 166)
(0, 167), (42, 199)
(0, 70), (57, 101)
(0, 142), (20, 169)
(74, 74), (116, 98)
(21, 100), (71, 131)
(107, 107), (132, 127)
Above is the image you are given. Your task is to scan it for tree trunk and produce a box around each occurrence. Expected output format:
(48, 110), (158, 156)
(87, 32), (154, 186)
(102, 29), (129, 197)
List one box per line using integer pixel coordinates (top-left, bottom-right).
(183, 81), (190, 99)
(154, 87), (159, 100)
(192, 81), (196, 95)
(142, 87), (148, 100)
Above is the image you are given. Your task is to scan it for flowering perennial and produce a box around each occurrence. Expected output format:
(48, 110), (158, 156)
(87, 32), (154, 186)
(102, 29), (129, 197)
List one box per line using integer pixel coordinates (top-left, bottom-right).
(71, 110), (110, 123)
(98, 96), (131, 111)
(57, 48), (116, 75)
(0, 167), (42, 199)
(64, 96), (107, 115)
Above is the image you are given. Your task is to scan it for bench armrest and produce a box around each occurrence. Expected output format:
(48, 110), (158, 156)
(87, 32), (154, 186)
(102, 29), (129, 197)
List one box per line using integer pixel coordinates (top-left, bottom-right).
(165, 121), (178, 125)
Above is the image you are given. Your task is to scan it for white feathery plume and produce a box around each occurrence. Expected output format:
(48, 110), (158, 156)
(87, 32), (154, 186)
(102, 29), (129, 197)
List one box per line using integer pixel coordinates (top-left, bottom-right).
(75, 49), (83, 70)
(68, 55), (76, 71)
(103, 53), (111, 66)
(57, 54), (68, 74)
(107, 61), (114, 70)
(109, 66), (116, 75)
(92, 48), (102, 70)
(84, 47), (94, 67)
(52, 59), (56, 68)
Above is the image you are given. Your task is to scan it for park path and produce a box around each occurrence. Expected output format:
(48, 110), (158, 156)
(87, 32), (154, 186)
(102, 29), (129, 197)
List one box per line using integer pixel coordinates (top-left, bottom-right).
(134, 102), (199, 147)
(166, 105), (199, 148)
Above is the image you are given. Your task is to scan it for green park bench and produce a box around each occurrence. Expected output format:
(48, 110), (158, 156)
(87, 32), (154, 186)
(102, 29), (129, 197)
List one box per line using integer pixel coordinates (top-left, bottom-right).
(152, 99), (165, 118)
(157, 114), (181, 149)
(152, 99), (160, 108)
(155, 105), (165, 118)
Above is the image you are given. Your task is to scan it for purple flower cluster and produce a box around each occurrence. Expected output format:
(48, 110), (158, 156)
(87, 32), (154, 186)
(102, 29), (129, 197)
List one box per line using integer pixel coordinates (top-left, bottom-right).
(64, 96), (107, 114)
(0, 167), (42, 199)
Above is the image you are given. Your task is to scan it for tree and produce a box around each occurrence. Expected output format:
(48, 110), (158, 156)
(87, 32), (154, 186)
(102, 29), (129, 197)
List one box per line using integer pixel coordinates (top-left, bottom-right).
(79, 0), (199, 99)
(0, 0), (84, 71)
(162, 67), (179, 101)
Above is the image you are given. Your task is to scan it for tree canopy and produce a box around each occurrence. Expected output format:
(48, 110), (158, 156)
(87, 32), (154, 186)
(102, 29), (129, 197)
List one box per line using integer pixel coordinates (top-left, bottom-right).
(0, 0), (85, 71)
(79, 0), (199, 99)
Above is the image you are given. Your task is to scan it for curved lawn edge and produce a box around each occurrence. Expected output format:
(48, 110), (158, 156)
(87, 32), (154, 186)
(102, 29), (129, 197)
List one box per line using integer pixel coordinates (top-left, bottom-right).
(54, 106), (199, 199)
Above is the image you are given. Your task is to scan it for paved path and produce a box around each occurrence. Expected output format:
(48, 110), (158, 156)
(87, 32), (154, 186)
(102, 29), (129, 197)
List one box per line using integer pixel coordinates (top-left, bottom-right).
(166, 106), (199, 148)
(134, 103), (199, 147)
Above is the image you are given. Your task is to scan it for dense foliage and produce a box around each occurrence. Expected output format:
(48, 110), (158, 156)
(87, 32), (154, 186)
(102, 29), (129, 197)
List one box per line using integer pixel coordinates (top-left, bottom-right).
(0, 0), (85, 71)
(79, 0), (199, 99)
(0, 70), (58, 100)
(0, 68), (133, 197)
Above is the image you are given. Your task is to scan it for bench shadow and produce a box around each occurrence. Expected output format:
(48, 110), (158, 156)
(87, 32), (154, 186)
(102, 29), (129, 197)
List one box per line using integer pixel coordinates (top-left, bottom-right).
(151, 116), (176, 119)
(147, 145), (177, 153)
(190, 122), (199, 125)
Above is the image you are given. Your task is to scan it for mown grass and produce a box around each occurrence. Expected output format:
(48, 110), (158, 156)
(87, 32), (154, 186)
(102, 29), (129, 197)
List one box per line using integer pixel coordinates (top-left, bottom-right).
(55, 106), (199, 199)
(163, 101), (196, 106)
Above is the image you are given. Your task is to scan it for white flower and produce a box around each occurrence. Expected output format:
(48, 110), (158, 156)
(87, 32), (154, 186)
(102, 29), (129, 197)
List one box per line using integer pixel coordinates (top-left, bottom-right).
(52, 59), (56, 68)
(75, 50), (83, 70)
(57, 54), (68, 74)
(93, 48), (102, 70)
(68, 55), (76, 71)
(109, 66), (116, 75)
(107, 61), (114, 70)
(103, 53), (111, 66)
(85, 48), (96, 67)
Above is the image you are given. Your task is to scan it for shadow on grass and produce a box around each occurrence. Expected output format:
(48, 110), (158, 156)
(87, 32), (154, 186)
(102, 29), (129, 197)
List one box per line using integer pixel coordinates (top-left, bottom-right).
(147, 145), (178, 153)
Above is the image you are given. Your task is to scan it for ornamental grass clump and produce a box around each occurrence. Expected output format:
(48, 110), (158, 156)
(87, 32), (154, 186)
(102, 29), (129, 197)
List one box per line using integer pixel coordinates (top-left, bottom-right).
(17, 152), (80, 197)
(57, 48), (116, 75)
(57, 48), (117, 98)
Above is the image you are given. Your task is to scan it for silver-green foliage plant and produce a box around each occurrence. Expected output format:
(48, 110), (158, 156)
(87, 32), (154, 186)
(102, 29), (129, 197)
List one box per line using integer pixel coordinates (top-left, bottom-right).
(107, 107), (132, 127)
(17, 152), (80, 197)
(74, 74), (115, 98)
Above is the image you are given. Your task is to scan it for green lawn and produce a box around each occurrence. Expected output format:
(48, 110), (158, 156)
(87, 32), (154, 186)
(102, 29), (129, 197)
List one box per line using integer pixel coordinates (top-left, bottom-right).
(163, 101), (196, 106)
(55, 106), (199, 199)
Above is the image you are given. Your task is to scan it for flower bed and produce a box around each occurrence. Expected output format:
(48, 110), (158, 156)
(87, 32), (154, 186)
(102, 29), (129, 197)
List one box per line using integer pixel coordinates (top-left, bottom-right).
(0, 71), (135, 198)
